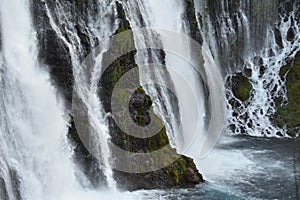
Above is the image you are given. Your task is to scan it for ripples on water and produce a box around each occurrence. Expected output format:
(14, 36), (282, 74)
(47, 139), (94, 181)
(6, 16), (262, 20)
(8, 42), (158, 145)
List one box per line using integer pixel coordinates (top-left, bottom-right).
(135, 136), (300, 199)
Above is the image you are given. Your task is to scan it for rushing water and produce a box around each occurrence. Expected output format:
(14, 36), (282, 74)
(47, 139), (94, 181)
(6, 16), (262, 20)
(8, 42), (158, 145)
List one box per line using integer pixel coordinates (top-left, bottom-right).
(0, 0), (78, 198)
(0, 0), (299, 199)
(196, 0), (300, 137)
(138, 136), (300, 200)
(43, 0), (119, 189)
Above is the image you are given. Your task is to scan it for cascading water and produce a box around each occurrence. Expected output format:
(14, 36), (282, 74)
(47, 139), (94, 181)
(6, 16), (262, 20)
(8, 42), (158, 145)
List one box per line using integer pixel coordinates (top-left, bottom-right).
(144, 0), (226, 162)
(0, 0), (299, 199)
(192, 1), (300, 198)
(0, 0), (145, 199)
(225, 5), (300, 137)
(0, 0), (79, 199)
(121, 0), (225, 160)
(143, 0), (207, 155)
(196, 0), (300, 137)
(42, 0), (119, 189)
(120, 0), (184, 148)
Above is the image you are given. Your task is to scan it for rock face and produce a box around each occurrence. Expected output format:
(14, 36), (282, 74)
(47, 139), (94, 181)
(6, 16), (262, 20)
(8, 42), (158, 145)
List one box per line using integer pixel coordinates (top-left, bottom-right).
(201, 0), (280, 71)
(183, 0), (202, 44)
(31, 0), (203, 191)
(275, 53), (300, 137)
(98, 2), (203, 190)
(230, 73), (252, 102)
(31, 0), (74, 105)
(31, 0), (107, 188)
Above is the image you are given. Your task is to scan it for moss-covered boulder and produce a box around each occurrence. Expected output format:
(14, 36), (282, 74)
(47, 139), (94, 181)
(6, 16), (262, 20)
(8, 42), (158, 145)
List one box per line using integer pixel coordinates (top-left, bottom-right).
(275, 52), (300, 137)
(97, 2), (203, 190)
(111, 87), (203, 190)
(231, 73), (252, 102)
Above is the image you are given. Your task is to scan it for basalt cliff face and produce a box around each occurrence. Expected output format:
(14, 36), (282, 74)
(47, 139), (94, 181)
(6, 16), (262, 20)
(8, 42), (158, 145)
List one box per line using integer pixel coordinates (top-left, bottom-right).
(31, 0), (203, 191)
(30, 0), (299, 191)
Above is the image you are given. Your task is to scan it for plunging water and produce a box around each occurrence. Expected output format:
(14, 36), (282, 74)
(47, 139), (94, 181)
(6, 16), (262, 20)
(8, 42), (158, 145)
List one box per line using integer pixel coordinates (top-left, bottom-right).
(0, 0), (299, 199)
(0, 0), (78, 198)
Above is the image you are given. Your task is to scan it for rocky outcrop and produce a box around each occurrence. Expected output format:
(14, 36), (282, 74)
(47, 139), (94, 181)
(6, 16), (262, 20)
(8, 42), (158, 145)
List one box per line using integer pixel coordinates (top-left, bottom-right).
(230, 73), (252, 102)
(275, 52), (300, 137)
(98, 2), (203, 190)
(31, 0), (203, 191)
(31, 0), (74, 105)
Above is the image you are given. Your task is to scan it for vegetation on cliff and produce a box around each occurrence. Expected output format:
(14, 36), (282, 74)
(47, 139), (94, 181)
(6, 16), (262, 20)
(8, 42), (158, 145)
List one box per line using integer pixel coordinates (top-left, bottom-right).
(231, 73), (252, 102)
(275, 52), (300, 137)
(98, 2), (203, 190)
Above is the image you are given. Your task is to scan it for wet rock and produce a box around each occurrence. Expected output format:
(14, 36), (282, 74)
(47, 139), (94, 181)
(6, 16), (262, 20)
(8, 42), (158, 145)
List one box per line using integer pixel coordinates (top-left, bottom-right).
(287, 27), (295, 42)
(183, 0), (202, 44)
(231, 73), (252, 102)
(99, 3), (203, 190)
(274, 28), (284, 49)
(274, 52), (300, 137)
(31, 0), (73, 105)
(129, 87), (152, 126)
(184, 167), (202, 184)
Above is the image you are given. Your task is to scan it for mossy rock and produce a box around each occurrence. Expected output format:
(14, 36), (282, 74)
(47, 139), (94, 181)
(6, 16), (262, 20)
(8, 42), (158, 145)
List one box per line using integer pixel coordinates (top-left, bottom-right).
(98, 2), (204, 190)
(275, 52), (300, 136)
(231, 73), (252, 102)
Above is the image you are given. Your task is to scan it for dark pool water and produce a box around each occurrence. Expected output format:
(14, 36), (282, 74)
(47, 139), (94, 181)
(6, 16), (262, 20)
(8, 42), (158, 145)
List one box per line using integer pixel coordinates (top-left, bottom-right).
(136, 136), (300, 199)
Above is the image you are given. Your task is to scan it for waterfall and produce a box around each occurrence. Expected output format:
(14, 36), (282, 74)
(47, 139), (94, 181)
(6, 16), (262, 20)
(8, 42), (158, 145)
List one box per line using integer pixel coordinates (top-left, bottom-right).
(224, 2), (300, 137)
(119, 0), (225, 161)
(197, 0), (300, 137)
(0, 0), (299, 198)
(145, 0), (207, 155)
(0, 0), (78, 198)
(120, 0), (183, 148)
(0, 0), (144, 199)
(42, 0), (118, 189)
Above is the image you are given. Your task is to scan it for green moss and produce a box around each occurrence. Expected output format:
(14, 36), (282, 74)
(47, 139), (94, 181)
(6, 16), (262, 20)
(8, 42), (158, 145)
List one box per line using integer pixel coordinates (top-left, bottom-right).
(148, 126), (169, 152)
(232, 73), (252, 102)
(162, 156), (199, 185)
(279, 63), (290, 78)
(100, 2), (203, 187)
(276, 53), (300, 136)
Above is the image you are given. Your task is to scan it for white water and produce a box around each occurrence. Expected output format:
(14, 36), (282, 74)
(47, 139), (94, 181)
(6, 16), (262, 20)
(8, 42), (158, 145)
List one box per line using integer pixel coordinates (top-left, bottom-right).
(43, 0), (118, 189)
(196, 0), (300, 137)
(0, 0), (299, 199)
(122, 0), (219, 159)
(147, 0), (226, 161)
(146, 0), (205, 155)
(0, 0), (78, 199)
(225, 5), (300, 137)
(0, 0), (144, 199)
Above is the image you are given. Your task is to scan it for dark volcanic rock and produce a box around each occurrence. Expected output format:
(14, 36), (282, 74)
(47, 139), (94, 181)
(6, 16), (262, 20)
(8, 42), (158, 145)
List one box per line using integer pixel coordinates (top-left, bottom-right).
(98, 2), (203, 191)
(274, 52), (300, 137)
(183, 0), (202, 44)
(231, 73), (252, 102)
(31, 0), (203, 191)
(31, 0), (73, 105)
